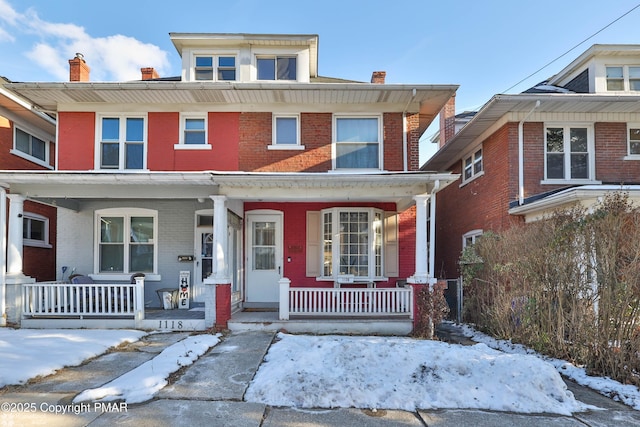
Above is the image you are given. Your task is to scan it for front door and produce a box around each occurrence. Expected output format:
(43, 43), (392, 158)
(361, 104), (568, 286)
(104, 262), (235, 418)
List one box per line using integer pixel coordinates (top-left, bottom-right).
(246, 212), (283, 303)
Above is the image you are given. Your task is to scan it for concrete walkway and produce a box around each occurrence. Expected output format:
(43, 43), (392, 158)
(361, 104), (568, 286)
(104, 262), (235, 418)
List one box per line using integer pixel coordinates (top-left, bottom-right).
(0, 328), (638, 426)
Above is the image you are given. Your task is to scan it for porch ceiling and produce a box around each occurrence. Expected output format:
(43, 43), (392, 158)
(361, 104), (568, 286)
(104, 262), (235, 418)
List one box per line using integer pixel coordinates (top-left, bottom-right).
(0, 170), (458, 211)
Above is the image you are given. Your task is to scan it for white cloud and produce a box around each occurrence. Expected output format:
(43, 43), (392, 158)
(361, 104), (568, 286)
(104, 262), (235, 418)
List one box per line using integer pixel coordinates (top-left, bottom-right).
(0, 0), (170, 81)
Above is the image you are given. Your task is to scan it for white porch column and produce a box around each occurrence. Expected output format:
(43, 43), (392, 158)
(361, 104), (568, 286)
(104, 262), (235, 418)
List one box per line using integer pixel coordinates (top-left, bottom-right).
(408, 194), (433, 287)
(6, 194), (26, 278)
(0, 188), (6, 326)
(207, 195), (230, 284)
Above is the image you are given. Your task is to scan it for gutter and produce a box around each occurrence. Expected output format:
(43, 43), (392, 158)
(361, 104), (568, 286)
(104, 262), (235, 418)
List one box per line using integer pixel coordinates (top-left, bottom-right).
(518, 100), (540, 205)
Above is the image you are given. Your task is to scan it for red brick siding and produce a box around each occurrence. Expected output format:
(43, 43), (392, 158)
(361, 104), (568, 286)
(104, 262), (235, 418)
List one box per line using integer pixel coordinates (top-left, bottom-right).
(595, 122), (640, 183)
(383, 112), (404, 171)
(0, 116), (54, 170)
(244, 201), (412, 287)
(215, 283), (231, 329)
(22, 201), (57, 281)
(58, 112), (95, 170)
(407, 113), (422, 172)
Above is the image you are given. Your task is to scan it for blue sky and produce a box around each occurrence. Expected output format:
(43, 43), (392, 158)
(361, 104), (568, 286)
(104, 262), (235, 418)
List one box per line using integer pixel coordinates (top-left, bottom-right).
(2, 0), (640, 161)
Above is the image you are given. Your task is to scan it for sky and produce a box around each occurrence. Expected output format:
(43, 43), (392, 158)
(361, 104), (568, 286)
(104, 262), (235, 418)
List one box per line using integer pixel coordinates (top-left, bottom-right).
(1, 0), (640, 161)
(2, 327), (640, 415)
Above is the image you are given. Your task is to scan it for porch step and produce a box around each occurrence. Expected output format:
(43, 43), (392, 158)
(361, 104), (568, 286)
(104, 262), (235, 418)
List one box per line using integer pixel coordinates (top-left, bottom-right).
(228, 311), (412, 336)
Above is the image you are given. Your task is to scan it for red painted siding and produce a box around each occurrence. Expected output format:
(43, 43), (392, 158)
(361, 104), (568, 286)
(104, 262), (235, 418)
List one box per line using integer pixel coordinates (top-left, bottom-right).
(22, 201), (57, 281)
(147, 112), (178, 170)
(0, 116), (55, 170)
(58, 112), (95, 170)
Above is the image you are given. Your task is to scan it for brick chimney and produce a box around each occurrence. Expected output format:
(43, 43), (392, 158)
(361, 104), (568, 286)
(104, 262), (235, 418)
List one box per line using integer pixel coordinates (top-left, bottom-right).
(370, 71), (386, 84)
(439, 95), (456, 148)
(68, 53), (90, 82)
(141, 67), (159, 80)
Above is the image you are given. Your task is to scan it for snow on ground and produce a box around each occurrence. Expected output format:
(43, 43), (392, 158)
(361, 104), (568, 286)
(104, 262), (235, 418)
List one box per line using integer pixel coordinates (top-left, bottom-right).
(459, 323), (640, 410)
(73, 334), (220, 404)
(0, 329), (146, 388)
(245, 333), (595, 415)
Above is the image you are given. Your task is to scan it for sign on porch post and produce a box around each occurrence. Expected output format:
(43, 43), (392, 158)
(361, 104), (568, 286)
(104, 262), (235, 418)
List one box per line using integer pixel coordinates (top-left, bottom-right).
(178, 271), (190, 309)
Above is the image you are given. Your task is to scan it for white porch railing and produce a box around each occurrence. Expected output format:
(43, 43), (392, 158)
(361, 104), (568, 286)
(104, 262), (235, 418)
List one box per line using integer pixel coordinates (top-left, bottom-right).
(22, 280), (144, 319)
(278, 278), (413, 320)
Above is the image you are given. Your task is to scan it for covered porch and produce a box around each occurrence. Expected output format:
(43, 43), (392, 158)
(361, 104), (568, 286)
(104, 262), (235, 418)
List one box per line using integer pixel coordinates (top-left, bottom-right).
(0, 170), (456, 333)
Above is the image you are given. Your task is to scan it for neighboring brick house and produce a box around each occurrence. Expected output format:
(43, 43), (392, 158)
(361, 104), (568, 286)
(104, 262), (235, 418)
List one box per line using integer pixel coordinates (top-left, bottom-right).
(422, 44), (640, 279)
(1, 33), (458, 331)
(0, 78), (57, 288)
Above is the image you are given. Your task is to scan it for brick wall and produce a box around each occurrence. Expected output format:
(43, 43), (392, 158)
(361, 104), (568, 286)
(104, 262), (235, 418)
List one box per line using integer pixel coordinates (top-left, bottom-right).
(595, 122), (640, 183)
(0, 115), (55, 170)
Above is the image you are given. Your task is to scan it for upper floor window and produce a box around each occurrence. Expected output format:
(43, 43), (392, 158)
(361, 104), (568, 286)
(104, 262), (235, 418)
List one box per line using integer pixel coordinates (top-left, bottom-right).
(175, 115), (211, 150)
(194, 55), (236, 81)
(606, 66), (640, 91)
(628, 124), (640, 157)
(545, 125), (593, 181)
(269, 114), (302, 149)
(334, 116), (381, 170)
(96, 208), (157, 274)
(23, 213), (50, 248)
(98, 115), (146, 170)
(463, 148), (483, 182)
(257, 56), (297, 80)
(14, 127), (47, 163)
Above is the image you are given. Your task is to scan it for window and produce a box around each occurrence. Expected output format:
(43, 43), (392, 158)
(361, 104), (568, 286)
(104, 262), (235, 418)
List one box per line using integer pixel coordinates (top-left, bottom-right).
(175, 115), (211, 150)
(14, 128), (47, 163)
(271, 115), (300, 147)
(463, 148), (483, 182)
(606, 65), (640, 91)
(194, 55), (236, 81)
(321, 208), (383, 279)
(98, 116), (146, 170)
(23, 213), (50, 248)
(334, 116), (381, 170)
(96, 208), (157, 274)
(628, 125), (640, 156)
(462, 229), (483, 249)
(545, 125), (592, 181)
(257, 56), (297, 80)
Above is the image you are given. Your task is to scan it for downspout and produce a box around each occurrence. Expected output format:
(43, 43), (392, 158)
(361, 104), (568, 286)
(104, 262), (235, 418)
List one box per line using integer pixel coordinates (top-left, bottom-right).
(402, 88), (417, 171)
(518, 100), (540, 205)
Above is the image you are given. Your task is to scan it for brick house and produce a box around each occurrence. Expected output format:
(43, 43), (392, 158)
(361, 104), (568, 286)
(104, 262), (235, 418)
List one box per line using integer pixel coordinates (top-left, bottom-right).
(1, 33), (458, 332)
(0, 78), (57, 327)
(422, 44), (640, 279)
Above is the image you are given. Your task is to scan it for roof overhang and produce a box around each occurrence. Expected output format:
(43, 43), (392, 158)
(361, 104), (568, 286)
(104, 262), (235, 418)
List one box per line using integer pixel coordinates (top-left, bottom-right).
(0, 80), (56, 134)
(422, 93), (640, 171)
(6, 82), (458, 135)
(508, 185), (640, 222)
(0, 170), (459, 212)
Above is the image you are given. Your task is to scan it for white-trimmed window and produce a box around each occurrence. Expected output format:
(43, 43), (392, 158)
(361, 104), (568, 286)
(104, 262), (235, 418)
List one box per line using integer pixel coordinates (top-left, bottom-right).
(463, 148), (483, 182)
(13, 127), (49, 166)
(544, 125), (594, 181)
(321, 208), (384, 280)
(23, 213), (50, 248)
(462, 229), (483, 249)
(257, 56), (297, 81)
(606, 65), (640, 91)
(95, 208), (157, 274)
(627, 124), (640, 157)
(269, 114), (302, 149)
(175, 114), (211, 150)
(194, 55), (236, 81)
(97, 115), (146, 170)
(333, 115), (382, 170)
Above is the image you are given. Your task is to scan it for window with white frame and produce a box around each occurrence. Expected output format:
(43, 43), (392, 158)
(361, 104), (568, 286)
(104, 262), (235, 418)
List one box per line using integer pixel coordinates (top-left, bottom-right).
(462, 229), (483, 249)
(321, 208), (383, 279)
(96, 208), (157, 274)
(98, 115), (146, 170)
(606, 65), (640, 91)
(194, 55), (236, 81)
(463, 148), (483, 182)
(257, 56), (297, 80)
(23, 213), (50, 248)
(176, 115), (209, 149)
(272, 115), (299, 146)
(334, 116), (381, 170)
(14, 127), (47, 163)
(628, 124), (640, 156)
(545, 125), (593, 181)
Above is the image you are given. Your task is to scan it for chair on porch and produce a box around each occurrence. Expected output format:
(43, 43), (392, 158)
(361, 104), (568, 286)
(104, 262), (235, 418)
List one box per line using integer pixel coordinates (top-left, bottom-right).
(70, 275), (99, 312)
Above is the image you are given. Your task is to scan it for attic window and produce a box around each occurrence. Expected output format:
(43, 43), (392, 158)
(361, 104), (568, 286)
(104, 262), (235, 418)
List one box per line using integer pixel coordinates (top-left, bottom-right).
(257, 56), (297, 80)
(606, 66), (640, 92)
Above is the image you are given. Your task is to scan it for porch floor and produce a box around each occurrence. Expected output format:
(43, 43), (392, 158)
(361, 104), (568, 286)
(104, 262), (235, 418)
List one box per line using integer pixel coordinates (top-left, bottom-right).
(228, 310), (413, 336)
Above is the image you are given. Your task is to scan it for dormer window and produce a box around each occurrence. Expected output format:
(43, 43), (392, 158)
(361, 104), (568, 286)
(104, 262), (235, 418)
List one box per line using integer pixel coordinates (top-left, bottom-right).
(257, 56), (297, 80)
(194, 55), (236, 81)
(606, 65), (640, 91)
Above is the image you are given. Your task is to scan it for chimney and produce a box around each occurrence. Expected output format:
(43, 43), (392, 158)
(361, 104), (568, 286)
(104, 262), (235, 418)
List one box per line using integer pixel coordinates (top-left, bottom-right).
(68, 53), (90, 82)
(439, 95), (456, 148)
(141, 67), (159, 80)
(370, 71), (386, 84)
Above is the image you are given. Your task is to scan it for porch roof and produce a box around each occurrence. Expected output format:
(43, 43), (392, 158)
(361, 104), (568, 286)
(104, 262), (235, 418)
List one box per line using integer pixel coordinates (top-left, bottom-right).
(0, 170), (458, 211)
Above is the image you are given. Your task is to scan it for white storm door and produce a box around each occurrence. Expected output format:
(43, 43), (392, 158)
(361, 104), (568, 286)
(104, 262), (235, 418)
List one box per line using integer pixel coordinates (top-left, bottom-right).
(194, 229), (213, 302)
(246, 213), (283, 303)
